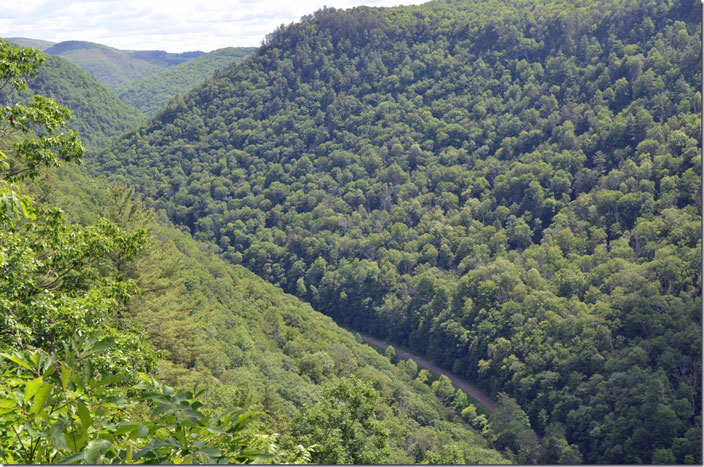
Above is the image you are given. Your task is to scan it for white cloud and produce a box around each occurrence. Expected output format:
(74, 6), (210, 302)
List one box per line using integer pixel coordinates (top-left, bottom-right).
(0, 0), (427, 52)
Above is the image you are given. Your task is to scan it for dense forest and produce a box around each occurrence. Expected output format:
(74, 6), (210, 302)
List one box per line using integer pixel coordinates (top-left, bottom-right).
(0, 38), (509, 464)
(39, 165), (509, 464)
(115, 47), (255, 116)
(95, 0), (702, 464)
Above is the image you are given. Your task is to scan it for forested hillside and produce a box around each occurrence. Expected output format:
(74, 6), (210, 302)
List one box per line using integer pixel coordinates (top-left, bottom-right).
(42, 40), (203, 89)
(96, 0), (702, 463)
(3, 53), (147, 149)
(115, 47), (255, 116)
(0, 40), (247, 464)
(0, 38), (507, 464)
(39, 165), (508, 464)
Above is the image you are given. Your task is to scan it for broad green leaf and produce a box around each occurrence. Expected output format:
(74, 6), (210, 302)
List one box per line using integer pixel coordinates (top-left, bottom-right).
(24, 377), (43, 403)
(138, 423), (149, 438)
(206, 425), (225, 434)
(136, 372), (152, 383)
(88, 337), (115, 355)
(114, 422), (139, 436)
(1, 353), (34, 371)
(71, 372), (85, 392)
(29, 351), (41, 367)
(24, 422), (39, 436)
(252, 453), (276, 464)
(30, 382), (52, 414)
(105, 396), (133, 408)
(41, 360), (56, 379)
(84, 439), (112, 464)
(0, 398), (17, 414)
(57, 452), (85, 464)
(200, 447), (221, 458)
(152, 403), (172, 416)
(49, 421), (69, 451)
(134, 441), (169, 459)
(76, 401), (92, 433)
(60, 363), (70, 390)
(75, 432), (88, 452)
(66, 431), (79, 453)
(18, 196), (36, 219)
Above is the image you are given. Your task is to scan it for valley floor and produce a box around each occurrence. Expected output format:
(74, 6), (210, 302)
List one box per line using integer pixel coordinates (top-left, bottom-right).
(357, 332), (498, 413)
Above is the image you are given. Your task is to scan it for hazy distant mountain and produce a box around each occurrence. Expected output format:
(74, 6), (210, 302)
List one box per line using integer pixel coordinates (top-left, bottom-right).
(115, 47), (255, 116)
(35, 40), (204, 89)
(5, 37), (55, 50)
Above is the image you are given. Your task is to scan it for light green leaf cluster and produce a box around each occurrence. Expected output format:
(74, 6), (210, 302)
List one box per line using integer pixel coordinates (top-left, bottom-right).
(0, 335), (270, 464)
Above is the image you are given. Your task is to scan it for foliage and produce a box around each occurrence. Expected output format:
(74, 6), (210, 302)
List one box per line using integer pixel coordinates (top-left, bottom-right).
(0, 38), (85, 223)
(0, 335), (271, 464)
(295, 377), (390, 464)
(48, 175), (507, 464)
(488, 393), (542, 464)
(14, 30), (505, 462)
(0, 204), (148, 354)
(94, 0), (702, 463)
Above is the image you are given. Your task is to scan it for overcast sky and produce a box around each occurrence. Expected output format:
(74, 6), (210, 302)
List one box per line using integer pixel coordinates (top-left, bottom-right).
(1, 0), (428, 52)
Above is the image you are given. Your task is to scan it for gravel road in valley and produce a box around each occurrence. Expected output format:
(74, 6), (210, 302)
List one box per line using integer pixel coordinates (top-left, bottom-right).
(357, 332), (498, 413)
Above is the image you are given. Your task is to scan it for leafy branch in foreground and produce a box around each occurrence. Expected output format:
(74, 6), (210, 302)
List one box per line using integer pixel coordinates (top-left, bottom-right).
(0, 38), (84, 225)
(0, 333), (285, 464)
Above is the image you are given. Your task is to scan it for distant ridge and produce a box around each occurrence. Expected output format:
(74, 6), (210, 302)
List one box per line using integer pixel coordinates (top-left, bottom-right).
(5, 37), (55, 50)
(115, 46), (255, 116)
(9, 38), (206, 89)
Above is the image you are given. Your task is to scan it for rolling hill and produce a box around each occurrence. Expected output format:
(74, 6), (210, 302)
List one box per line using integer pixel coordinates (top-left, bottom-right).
(114, 47), (255, 116)
(5, 36), (55, 50)
(42, 40), (203, 89)
(94, 0), (702, 463)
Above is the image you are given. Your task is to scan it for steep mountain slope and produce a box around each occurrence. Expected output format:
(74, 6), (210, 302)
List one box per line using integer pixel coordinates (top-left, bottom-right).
(33, 163), (508, 465)
(2, 53), (146, 150)
(6, 38), (506, 464)
(95, 0), (701, 463)
(115, 47), (255, 116)
(43, 40), (203, 89)
(5, 36), (55, 50)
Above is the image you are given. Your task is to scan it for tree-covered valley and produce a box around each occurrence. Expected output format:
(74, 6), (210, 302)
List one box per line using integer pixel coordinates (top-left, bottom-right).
(94, 0), (702, 463)
(1, 0), (702, 464)
(0, 37), (510, 464)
